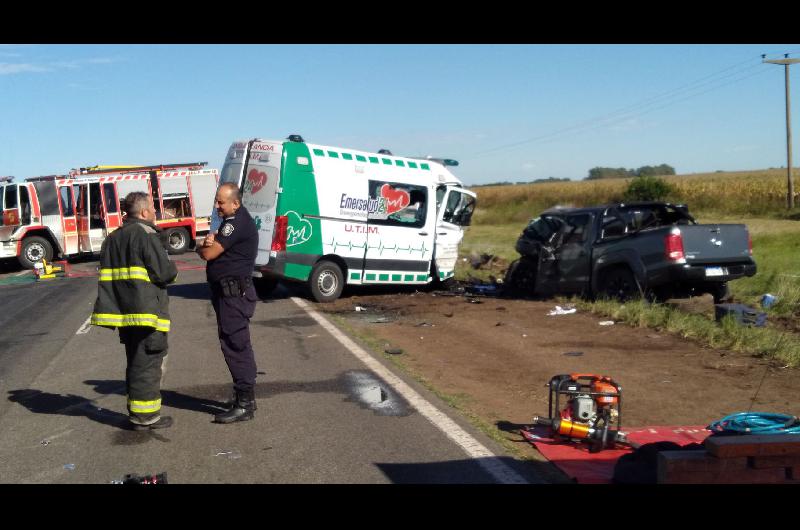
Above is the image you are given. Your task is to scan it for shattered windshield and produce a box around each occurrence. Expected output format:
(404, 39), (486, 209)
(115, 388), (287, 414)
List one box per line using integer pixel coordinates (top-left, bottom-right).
(619, 204), (694, 230)
(522, 216), (564, 242)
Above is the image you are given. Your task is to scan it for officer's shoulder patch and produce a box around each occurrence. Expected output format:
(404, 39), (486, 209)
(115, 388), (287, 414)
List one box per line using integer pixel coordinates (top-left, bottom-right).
(221, 223), (235, 237)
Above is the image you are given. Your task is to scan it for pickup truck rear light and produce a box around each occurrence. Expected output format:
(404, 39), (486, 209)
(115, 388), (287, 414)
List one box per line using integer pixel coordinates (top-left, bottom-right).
(665, 229), (685, 262)
(747, 231), (753, 256)
(271, 215), (288, 251)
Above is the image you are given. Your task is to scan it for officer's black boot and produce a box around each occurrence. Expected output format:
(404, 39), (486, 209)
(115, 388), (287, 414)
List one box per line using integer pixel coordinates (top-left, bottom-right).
(221, 386), (257, 411)
(214, 389), (255, 424)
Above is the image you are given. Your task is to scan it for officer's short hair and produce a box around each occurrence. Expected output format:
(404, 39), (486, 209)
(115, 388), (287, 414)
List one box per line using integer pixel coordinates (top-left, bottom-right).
(219, 182), (242, 202)
(123, 192), (150, 217)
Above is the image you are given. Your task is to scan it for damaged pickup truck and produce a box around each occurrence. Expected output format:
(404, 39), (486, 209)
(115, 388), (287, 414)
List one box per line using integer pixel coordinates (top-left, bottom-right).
(504, 202), (756, 302)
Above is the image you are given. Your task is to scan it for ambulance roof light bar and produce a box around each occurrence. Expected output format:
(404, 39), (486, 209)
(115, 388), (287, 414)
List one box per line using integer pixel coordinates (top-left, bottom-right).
(408, 156), (459, 167)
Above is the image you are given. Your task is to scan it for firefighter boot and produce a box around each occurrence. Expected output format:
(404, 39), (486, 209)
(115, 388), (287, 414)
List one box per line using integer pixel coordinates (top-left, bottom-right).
(221, 386), (257, 411)
(214, 389), (255, 424)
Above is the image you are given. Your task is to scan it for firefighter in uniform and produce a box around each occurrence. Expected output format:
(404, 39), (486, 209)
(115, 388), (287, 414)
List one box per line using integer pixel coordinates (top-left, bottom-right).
(197, 182), (259, 424)
(91, 192), (178, 430)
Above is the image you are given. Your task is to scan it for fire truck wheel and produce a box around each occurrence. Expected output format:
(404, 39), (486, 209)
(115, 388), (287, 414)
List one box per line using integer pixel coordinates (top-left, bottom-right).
(309, 260), (344, 303)
(18, 236), (53, 269)
(253, 277), (278, 299)
(165, 228), (190, 255)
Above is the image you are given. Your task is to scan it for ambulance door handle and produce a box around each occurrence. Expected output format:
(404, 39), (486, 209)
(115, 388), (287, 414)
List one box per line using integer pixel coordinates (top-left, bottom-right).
(418, 231), (428, 236)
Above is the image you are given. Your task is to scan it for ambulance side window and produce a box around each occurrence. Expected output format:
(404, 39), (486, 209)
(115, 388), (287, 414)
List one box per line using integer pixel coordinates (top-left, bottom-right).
(59, 187), (75, 217)
(369, 182), (428, 229)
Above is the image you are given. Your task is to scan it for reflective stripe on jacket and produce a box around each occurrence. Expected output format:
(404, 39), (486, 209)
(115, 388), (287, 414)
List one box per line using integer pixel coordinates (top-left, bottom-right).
(91, 218), (178, 333)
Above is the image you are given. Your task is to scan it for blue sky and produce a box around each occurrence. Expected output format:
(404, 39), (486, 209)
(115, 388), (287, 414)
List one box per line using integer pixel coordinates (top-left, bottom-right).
(2, 44), (800, 185)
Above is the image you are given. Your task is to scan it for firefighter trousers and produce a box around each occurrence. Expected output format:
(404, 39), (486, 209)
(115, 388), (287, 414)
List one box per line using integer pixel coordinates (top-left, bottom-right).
(119, 328), (168, 426)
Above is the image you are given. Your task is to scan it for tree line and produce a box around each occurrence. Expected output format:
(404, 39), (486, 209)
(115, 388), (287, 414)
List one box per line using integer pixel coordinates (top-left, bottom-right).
(585, 164), (676, 180)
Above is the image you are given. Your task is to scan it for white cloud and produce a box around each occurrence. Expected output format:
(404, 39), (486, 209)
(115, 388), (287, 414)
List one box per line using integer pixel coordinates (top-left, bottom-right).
(0, 57), (119, 76)
(0, 63), (51, 74)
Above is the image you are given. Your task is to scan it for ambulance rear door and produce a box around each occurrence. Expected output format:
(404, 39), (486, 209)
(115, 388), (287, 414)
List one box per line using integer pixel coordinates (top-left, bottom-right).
(240, 140), (283, 266)
(187, 169), (219, 233)
(214, 141), (249, 233)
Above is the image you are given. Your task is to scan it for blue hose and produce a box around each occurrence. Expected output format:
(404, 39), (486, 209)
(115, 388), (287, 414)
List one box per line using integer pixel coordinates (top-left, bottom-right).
(708, 412), (800, 434)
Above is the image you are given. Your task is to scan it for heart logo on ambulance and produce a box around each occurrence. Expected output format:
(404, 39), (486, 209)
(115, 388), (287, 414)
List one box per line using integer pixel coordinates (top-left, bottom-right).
(286, 210), (313, 247)
(379, 184), (410, 214)
(246, 169), (268, 195)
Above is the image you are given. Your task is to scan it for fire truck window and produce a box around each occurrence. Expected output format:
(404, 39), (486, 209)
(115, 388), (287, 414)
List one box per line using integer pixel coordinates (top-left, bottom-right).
(4, 184), (17, 209)
(19, 186), (31, 225)
(89, 183), (105, 229)
(59, 187), (75, 217)
(103, 183), (118, 214)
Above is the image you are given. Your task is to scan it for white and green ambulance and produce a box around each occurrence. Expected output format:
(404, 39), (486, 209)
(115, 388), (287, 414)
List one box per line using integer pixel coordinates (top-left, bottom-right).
(218, 136), (476, 302)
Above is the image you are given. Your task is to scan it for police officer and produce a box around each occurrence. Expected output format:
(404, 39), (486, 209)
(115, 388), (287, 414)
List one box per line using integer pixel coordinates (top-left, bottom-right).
(197, 182), (259, 424)
(91, 192), (178, 430)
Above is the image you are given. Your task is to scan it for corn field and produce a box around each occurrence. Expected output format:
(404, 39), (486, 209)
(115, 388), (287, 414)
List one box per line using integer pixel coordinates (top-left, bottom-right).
(471, 169), (799, 224)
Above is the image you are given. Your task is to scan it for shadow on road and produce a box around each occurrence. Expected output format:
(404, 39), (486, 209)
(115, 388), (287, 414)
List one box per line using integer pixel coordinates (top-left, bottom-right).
(167, 282), (212, 300)
(7, 389), (130, 430)
(83, 380), (229, 415)
(375, 456), (537, 484)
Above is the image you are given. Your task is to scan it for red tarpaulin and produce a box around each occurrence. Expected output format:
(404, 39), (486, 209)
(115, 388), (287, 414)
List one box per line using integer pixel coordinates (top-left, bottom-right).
(522, 424), (710, 483)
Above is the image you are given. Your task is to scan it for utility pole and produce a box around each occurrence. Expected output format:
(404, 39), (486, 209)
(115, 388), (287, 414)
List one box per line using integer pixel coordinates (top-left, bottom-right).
(763, 54), (800, 209)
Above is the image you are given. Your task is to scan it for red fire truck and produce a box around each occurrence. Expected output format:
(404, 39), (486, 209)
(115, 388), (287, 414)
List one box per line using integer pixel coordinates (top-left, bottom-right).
(0, 163), (219, 269)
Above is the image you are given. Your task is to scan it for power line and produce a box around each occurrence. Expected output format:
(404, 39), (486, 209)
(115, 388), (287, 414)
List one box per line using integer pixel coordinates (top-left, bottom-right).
(463, 53), (779, 161)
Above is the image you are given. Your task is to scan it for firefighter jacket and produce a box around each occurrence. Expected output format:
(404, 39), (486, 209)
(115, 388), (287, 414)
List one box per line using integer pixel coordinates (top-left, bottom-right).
(90, 217), (178, 336)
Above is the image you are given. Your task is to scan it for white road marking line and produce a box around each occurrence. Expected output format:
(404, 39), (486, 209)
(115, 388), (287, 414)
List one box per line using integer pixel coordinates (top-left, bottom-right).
(14, 271), (29, 277)
(76, 315), (92, 335)
(291, 296), (529, 485)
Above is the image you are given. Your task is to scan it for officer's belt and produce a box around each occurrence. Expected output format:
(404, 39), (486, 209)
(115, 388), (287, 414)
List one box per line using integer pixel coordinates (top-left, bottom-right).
(213, 276), (252, 298)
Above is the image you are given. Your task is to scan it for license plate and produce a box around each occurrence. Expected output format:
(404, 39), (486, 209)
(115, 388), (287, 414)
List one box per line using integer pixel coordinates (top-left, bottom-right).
(705, 267), (724, 277)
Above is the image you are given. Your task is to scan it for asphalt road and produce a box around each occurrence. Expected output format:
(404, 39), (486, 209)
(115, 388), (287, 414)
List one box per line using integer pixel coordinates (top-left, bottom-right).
(0, 253), (543, 484)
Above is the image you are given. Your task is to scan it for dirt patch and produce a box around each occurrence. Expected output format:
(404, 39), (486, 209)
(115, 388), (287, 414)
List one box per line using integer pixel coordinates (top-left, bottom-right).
(320, 287), (800, 480)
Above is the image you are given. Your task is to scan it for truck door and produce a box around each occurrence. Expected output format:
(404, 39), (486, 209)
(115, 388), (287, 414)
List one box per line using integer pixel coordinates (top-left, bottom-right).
(240, 141), (283, 266)
(58, 185), (80, 255)
(433, 187), (476, 281)
(363, 181), (436, 284)
(75, 183), (90, 252)
(554, 213), (594, 293)
(101, 182), (122, 233)
(187, 170), (218, 234)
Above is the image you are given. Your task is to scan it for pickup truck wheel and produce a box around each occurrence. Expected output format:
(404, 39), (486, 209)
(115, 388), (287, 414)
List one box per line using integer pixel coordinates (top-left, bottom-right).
(599, 267), (640, 301)
(503, 257), (537, 296)
(253, 277), (278, 299)
(18, 236), (53, 269)
(165, 228), (190, 255)
(309, 260), (344, 303)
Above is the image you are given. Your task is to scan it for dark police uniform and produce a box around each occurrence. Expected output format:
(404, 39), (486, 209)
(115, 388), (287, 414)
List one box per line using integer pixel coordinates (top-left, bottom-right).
(207, 205), (260, 399)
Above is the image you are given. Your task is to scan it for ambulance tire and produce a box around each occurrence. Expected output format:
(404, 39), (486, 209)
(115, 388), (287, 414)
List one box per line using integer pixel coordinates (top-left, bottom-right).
(18, 236), (53, 270)
(309, 260), (344, 303)
(165, 228), (190, 255)
(253, 277), (278, 299)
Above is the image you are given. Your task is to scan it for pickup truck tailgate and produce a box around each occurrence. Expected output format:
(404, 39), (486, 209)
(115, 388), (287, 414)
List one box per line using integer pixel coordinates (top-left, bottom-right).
(679, 224), (751, 264)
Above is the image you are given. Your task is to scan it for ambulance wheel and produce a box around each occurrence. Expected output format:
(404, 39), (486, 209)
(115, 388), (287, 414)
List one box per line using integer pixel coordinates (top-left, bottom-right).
(165, 228), (190, 255)
(253, 277), (278, 299)
(309, 260), (344, 303)
(18, 236), (53, 269)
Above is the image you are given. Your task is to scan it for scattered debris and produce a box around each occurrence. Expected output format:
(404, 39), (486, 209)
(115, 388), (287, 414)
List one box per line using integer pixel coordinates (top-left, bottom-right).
(215, 450), (242, 460)
(368, 317), (393, 324)
(563, 351), (584, 357)
(64, 464), (75, 471)
(442, 312), (454, 318)
(40, 440), (50, 446)
(112, 473), (168, 484)
(467, 298), (483, 304)
(354, 306), (367, 312)
(496, 306), (507, 311)
(714, 303), (767, 327)
(548, 305), (577, 316)
(495, 322), (503, 326)
(760, 294), (777, 309)
(414, 322), (434, 327)
(599, 321), (615, 326)
(384, 347), (403, 355)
